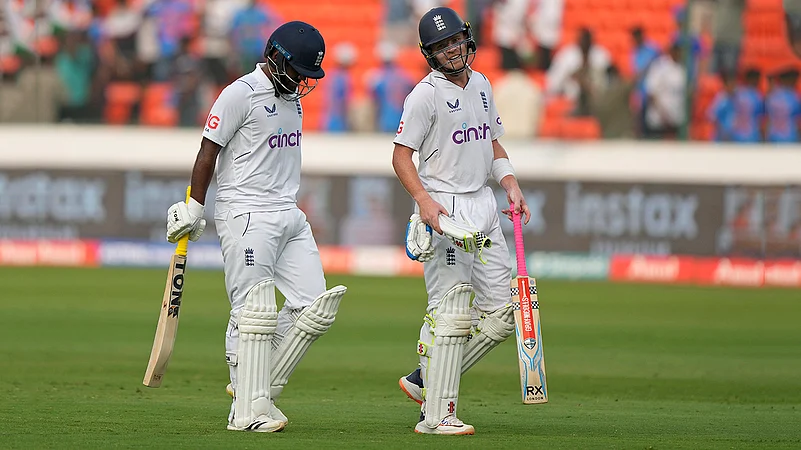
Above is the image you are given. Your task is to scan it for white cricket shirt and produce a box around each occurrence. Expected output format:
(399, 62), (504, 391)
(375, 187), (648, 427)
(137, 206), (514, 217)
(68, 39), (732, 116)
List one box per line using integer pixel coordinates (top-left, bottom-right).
(644, 55), (686, 129)
(394, 70), (505, 194)
(203, 64), (304, 218)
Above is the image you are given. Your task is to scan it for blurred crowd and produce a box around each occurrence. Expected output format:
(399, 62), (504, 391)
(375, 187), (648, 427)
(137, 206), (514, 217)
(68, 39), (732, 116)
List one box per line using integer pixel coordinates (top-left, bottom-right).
(0, 0), (799, 143)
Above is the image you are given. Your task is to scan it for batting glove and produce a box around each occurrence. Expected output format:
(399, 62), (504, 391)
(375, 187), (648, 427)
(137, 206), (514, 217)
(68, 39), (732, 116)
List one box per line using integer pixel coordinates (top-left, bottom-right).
(439, 213), (492, 264)
(405, 213), (434, 262)
(166, 197), (206, 243)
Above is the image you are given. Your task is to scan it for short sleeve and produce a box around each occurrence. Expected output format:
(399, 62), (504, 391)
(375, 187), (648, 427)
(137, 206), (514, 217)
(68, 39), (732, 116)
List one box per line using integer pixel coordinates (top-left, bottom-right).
(393, 82), (435, 151)
(486, 81), (505, 140)
(202, 81), (251, 147)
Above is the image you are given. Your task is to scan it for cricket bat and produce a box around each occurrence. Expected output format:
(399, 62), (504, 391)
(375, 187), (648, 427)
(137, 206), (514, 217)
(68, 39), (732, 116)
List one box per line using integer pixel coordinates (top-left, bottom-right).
(511, 210), (548, 404)
(143, 187), (191, 388)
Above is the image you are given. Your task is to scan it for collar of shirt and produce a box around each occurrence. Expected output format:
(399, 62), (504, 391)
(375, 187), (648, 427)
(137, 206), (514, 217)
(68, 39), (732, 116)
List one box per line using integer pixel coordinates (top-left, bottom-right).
(431, 69), (474, 89)
(252, 63), (276, 92)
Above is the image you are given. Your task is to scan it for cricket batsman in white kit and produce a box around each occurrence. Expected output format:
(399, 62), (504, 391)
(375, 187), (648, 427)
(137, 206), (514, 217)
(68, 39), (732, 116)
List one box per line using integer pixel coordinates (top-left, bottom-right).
(392, 7), (532, 435)
(165, 21), (347, 433)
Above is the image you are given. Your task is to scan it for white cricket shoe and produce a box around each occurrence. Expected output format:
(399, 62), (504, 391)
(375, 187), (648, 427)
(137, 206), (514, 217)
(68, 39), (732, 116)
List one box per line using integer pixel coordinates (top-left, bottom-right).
(414, 415), (475, 435)
(398, 368), (424, 405)
(227, 416), (286, 433)
(225, 383), (288, 430)
(269, 401), (288, 425)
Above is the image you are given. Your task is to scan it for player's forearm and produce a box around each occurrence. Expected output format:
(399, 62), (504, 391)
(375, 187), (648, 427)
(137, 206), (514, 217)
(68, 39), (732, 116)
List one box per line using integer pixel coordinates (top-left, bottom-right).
(491, 140), (516, 190)
(189, 139), (221, 205)
(392, 146), (431, 205)
(500, 174), (520, 193)
(492, 139), (510, 160)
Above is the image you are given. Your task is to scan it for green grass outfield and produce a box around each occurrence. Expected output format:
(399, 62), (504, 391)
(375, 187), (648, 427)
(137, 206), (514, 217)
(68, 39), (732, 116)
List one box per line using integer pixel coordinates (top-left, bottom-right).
(1, 267), (799, 449)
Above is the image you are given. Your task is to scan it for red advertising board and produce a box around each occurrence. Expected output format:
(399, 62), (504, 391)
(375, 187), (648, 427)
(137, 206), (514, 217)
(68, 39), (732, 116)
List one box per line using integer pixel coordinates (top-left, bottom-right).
(0, 240), (99, 267)
(609, 255), (695, 284)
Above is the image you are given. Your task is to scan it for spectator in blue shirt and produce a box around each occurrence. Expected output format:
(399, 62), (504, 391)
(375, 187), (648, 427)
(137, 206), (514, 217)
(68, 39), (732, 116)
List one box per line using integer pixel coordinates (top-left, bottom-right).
(765, 68), (801, 143)
(321, 43), (356, 132)
(708, 74), (736, 141)
(709, 69), (765, 142)
(672, 6), (707, 83)
(366, 41), (414, 133)
(630, 26), (660, 136)
(230, 0), (281, 73)
(147, 0), (195, 81)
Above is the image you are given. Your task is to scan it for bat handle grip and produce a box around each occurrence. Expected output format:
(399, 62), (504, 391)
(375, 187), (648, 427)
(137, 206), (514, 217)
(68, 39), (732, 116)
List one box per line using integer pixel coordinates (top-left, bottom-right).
(175, 186), (191, 257)
(512, 208), (527, 277)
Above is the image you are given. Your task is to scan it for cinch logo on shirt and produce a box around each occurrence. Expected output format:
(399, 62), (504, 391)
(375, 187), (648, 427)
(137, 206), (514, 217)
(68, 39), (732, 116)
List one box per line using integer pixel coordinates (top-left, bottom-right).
(452, 122), (491, 144)
(268, 128), (302, 148)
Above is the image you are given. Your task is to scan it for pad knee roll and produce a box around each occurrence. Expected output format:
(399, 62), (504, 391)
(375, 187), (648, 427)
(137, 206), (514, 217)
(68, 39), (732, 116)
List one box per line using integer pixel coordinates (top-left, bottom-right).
(462, 304), (515, 373)
(270, 285), (347, 398)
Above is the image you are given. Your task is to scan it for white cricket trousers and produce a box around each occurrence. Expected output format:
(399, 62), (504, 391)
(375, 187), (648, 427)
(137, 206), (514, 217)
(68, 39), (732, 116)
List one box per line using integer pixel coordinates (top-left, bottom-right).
(216, 207), (326, 374)
(416, 186), (513, 381)
(421, 185), (512, 313)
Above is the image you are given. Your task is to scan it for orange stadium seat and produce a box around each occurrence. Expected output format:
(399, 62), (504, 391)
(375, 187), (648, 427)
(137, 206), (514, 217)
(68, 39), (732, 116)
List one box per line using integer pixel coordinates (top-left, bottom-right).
(139, 83), (177, 127)
(546, 97), (575, 117)
(140, 106), (178, 127)
(562, 117), (601, 139)
(539, 116), (564, 138)
(747, 0), (783, 12)
(690, 122), (715, 141)
(103, 82), (141, 125)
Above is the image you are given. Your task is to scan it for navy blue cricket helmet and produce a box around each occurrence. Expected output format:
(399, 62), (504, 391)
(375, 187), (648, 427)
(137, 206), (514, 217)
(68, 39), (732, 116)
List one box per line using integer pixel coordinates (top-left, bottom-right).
(264, 21), (326, 99)
(418, 7), (476, 75)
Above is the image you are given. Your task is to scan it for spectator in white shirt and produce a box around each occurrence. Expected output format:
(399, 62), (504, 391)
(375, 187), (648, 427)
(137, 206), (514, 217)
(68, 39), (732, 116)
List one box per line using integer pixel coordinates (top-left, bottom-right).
(546, 28), (610, 115)
(643, 42), (686, 139)
(531, 0), (564, 70)
(491, 0), (531, 70)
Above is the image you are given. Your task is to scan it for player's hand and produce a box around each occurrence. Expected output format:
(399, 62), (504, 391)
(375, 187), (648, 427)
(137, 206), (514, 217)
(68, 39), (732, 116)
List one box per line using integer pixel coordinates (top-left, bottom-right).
(405, 213), (434, 262)
(502, 186), (531, 225)
(418, 197), (449, 234)
(166, 198), (206, 243)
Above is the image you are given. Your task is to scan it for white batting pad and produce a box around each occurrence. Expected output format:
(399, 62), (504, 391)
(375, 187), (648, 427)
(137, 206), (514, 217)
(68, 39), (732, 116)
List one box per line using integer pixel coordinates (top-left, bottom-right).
(232, 280), (278, 429)
(462, 304), (515, 373)
(270, 285), (347, 398)
(423, 283), (473, 429)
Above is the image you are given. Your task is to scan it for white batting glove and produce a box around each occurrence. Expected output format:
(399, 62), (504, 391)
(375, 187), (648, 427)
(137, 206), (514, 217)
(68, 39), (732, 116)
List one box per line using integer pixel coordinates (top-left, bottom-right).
(439, 213), (492, 263)
(166, 197), (206, 243)
(405, 213), (434, 262)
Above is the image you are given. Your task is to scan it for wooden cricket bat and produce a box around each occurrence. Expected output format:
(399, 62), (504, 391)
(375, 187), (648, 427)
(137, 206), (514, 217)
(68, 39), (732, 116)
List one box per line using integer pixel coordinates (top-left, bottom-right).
(511, 210), (548, 404)
(143, 187), (191, 388)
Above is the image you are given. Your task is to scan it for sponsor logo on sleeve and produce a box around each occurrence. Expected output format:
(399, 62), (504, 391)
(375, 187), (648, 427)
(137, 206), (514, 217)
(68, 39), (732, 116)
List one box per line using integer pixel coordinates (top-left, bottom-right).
(206, 114), (220, 131)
